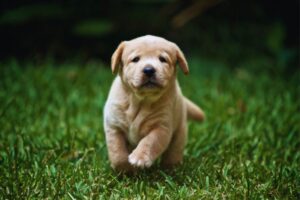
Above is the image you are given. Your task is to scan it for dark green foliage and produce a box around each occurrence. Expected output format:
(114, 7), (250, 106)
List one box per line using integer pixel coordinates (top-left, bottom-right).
(0, 59), (299, 199)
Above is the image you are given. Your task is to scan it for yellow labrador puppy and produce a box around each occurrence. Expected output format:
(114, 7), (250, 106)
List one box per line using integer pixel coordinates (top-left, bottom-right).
(104, 35), (205, 172)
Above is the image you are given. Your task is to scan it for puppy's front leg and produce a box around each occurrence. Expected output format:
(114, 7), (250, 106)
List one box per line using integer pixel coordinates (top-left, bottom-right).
(106, 128), (133, 172)
(161, 123), (187, 167)
(128, 127), (171, 168)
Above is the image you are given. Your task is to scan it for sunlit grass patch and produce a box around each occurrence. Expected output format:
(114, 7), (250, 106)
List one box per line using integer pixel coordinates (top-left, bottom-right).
(0, 59), (299, 199)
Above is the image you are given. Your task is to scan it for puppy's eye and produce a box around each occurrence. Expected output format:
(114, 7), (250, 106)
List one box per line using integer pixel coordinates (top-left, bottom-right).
(132, 56), (140, 63)
(159, 56), (167, 63)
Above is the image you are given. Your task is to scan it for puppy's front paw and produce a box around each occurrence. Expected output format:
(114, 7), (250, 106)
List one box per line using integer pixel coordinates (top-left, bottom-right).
(128, 150), (153, 168)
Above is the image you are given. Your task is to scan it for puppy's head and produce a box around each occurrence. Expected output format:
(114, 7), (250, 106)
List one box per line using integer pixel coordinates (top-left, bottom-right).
(111, 35), (189, 96)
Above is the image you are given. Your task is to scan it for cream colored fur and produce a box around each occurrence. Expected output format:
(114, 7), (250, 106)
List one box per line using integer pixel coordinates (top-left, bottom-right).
(104, 35), (205, 172)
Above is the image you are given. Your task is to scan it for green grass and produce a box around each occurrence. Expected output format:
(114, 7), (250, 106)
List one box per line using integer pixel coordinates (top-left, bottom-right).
(0, 59), (299, 199)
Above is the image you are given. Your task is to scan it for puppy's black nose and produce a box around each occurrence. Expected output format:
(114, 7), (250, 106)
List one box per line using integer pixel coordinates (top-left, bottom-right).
(143, 66), (156, 77)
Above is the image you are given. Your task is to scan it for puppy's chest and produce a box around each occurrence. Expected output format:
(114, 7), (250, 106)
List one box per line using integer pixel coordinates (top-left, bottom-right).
(124, 106), (153, 146)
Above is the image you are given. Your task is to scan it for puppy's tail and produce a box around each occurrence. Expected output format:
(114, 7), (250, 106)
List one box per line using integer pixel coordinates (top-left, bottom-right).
(184, 97), (205, 122)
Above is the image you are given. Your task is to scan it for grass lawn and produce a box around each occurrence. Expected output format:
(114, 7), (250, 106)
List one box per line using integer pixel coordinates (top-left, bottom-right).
(0, 58), (299, 199)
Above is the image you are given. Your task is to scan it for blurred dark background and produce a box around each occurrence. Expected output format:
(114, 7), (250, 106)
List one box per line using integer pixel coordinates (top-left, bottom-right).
(0, 0), (299, 72)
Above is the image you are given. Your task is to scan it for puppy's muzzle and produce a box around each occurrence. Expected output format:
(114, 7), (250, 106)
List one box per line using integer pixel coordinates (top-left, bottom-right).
(143, 66), (156, 77)
(140, 66), (162, 89)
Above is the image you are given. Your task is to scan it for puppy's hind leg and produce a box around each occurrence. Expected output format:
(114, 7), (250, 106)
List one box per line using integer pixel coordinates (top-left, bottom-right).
(161, 123), (187, 167)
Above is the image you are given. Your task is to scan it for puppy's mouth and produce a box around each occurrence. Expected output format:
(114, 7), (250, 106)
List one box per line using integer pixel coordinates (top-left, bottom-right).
(140, 79), (162, 89)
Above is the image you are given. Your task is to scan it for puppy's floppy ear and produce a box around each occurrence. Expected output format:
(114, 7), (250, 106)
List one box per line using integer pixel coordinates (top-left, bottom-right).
(173, 43), (189, 75)
(111, 41), (126, 74)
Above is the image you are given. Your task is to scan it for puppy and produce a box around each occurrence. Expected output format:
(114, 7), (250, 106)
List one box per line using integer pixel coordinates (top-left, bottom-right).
(104, 35), (205, 172)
